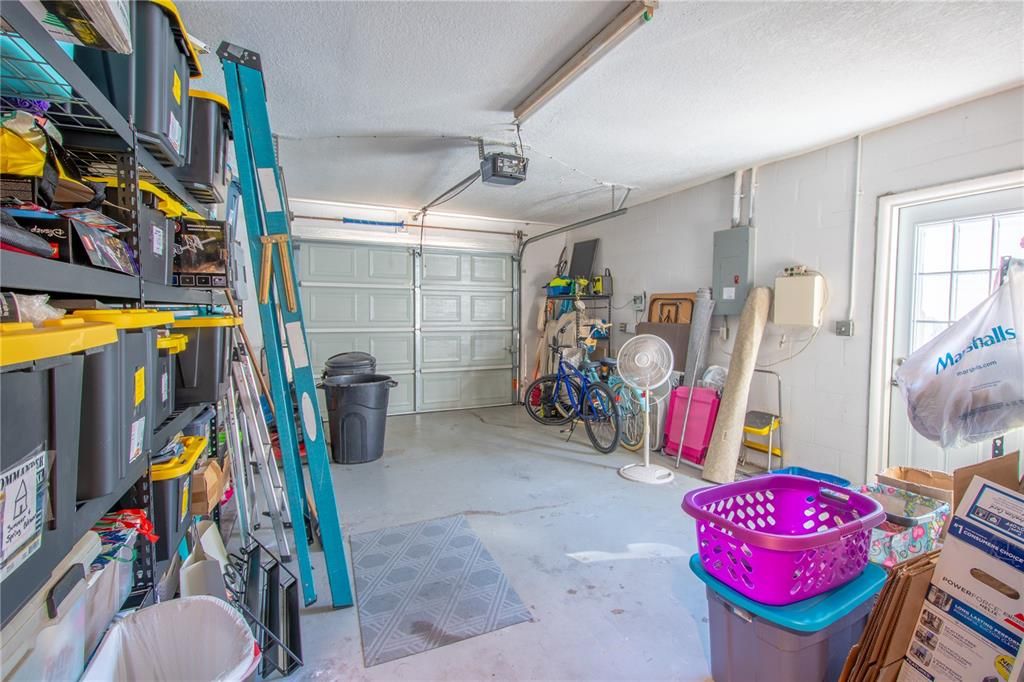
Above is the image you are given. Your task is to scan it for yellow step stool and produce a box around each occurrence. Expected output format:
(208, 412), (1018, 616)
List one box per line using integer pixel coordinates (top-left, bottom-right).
(741, 410), (783, 468)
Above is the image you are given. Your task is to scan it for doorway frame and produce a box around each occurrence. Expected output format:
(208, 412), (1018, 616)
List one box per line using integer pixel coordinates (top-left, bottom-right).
(865, 169), (1024, 482)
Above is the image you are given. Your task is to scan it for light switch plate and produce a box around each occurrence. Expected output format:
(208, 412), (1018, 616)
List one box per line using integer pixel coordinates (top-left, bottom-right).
(835, 320), (854, 336)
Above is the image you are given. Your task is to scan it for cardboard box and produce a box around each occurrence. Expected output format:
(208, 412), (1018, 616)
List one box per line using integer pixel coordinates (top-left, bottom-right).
(173, 218), (229, 288)
(897, 478), (1024, 682)
(877, 467), (954, 505)
(190, 459), (227, 516)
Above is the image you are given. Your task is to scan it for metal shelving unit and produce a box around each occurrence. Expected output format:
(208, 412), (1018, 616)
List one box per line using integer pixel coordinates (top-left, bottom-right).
(0, 249), (140, 298)
(1, 1), (222, 306)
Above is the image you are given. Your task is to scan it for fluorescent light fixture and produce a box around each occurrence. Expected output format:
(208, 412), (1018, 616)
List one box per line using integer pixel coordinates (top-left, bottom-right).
(514, 1), (657, 124)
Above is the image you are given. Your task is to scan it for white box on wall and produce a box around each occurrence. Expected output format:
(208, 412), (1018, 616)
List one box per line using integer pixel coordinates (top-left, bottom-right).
(772, 273), (825, 327)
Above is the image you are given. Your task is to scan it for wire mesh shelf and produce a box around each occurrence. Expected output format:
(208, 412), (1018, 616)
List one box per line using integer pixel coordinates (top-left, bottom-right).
(0, 22), (117, 135)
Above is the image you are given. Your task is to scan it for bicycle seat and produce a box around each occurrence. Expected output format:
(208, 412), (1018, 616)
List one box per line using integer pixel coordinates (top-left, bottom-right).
(580, 360), (602, 371)
(599, 357), (617, 367)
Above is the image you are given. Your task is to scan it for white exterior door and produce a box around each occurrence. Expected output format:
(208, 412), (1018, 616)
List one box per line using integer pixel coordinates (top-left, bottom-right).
(887, 188), (1024, 471)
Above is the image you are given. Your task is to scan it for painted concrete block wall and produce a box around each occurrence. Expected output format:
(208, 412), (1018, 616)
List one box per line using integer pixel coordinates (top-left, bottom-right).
(521, 86), (1024, 484)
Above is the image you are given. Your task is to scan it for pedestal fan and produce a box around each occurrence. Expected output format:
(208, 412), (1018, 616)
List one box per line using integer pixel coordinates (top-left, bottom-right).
(618, 334), (675, 485)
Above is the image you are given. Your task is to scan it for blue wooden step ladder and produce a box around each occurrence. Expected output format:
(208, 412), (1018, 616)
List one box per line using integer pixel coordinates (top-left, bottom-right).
(219, 42), (353, 608)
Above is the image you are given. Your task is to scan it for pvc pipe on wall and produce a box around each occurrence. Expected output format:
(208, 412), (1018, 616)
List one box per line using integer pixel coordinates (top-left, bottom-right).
(731, 171), (744, 227)
(747, 166), (758, 227)
(847, 135), (864, 322)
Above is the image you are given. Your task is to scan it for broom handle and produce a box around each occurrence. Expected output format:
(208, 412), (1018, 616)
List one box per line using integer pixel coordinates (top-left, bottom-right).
(225, 289), (276, 416)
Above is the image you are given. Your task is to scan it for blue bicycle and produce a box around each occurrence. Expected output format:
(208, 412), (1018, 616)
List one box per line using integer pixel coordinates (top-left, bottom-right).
(524, 343), (621, 453)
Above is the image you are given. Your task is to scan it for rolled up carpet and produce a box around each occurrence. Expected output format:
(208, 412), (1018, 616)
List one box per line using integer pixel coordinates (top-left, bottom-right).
(702, 286), (772, 484)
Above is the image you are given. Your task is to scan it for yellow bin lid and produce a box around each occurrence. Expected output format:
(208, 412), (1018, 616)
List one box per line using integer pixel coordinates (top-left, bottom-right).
(173, 316), (242, 329)
(72, 309), (174, 330)
(157, 333), (189, 354)
(0, 318), (117, 367)
(152, 435), (208, 481)
(148, 0), (203, 78)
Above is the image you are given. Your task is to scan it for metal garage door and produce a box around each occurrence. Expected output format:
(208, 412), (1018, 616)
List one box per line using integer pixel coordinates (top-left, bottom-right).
(296, 241), (517, 414)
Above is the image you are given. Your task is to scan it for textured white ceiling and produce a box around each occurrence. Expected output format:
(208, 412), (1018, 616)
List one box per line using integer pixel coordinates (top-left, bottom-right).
(180, 1), (1024, 223)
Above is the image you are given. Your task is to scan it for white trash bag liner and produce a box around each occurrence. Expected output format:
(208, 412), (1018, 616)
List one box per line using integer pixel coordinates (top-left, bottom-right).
(82, 596), (259, 682)
(896, 261), (1024, 448)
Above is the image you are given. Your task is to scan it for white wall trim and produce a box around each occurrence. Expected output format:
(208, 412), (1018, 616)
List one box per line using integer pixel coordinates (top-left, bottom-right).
(865, 169), (1024, 482)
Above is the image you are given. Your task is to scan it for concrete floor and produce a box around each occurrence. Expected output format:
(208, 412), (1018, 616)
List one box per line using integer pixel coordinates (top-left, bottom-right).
(286, 406), (713, 681)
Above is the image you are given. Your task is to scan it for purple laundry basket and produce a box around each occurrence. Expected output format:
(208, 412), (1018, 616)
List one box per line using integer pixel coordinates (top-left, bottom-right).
(682, 475), (885, 606)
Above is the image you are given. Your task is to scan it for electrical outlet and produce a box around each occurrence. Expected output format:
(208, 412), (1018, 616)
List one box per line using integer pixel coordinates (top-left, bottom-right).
(835, 320), (854, 337)
(618, 322), (627, 333)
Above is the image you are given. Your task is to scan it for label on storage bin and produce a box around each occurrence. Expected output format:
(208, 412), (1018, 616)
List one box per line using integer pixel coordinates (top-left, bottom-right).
(180, 478), (191, 522)
(134, 367), (145, 406)
(161, 371), (169, 404)
(172, 69), (181, 105)
(129, 417), (146, 463)
(0, 448), (46, 580)
(151, 224), (165, 256)
(168, 112), (182, 154)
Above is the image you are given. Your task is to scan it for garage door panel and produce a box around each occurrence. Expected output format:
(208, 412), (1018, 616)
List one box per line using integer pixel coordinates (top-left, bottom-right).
(385, 375), (415, 414)
(303, 287), (413, 328)
(421, 250), (511, 288)
(420, 291), (512, 329)
(421, 252), (461, 283)
(421, 334), (462, 365)
(420, 331), (512, 370)
(298, 242), (412, 285)
(418, 369), (512, 411)
(421, 293), (460, 324)
(309, 331), (414, 371)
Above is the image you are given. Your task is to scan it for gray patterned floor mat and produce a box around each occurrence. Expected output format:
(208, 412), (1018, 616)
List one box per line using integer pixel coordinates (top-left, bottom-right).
(349, 514), (533, 667)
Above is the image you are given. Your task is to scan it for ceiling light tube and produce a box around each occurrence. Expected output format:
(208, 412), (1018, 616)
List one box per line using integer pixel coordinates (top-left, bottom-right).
(514, 0), (657, 123)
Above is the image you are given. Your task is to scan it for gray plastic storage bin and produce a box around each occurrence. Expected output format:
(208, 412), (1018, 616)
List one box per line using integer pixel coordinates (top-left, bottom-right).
(172, 91), (232, 204)
(73, 0), (202, 166)
(705, 586), (873, 682)
(71, 310), (174, 500)
(137, 193), (175, 285)
(173, 316), (239, 406)
(152, 333), (187, 430)
(0, 319), (116, 627)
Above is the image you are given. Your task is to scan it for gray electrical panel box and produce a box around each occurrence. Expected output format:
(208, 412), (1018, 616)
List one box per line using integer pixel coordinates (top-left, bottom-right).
(712, 227), (755, 316)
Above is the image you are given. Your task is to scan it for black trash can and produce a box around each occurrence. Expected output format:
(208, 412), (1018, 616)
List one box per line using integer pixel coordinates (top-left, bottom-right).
(323, 351), (376, 378)
(323, 374), (396, 464)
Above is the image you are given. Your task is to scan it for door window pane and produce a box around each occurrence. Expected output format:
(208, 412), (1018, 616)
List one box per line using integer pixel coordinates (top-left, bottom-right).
(915, 273), (950, 321)
(955, 218), (992, 270)
(917, 222), (952, 273)
(952, 272), (991, 319)
(995, 212), (1024, 265)
(914, 322), (950, 350)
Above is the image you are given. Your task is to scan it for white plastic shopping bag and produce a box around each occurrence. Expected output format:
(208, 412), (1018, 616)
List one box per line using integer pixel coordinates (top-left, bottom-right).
(896, 261), (1024, 448)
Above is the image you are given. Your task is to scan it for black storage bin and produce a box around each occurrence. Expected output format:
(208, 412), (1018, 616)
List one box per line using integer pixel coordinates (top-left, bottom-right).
(151, 435), (206, 562)
(172, 90), (231, 204)
(323, 374), (396, 464)
(152, 333), (187, 430)
(173, 316), (239, 406)
(71, 309), (173, 501)
(323, 351), (376, 378)
(73, 0), (202, 166)
(0, 319), (116, 626)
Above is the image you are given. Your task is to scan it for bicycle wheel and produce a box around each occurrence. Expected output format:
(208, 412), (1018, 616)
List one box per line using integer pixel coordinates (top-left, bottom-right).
(613, 383), (646, 452)
(582, 382), (621, 454)
(524, 374), (580, 426)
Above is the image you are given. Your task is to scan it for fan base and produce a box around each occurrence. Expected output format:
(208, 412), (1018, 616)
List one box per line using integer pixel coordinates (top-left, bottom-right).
(618, 463), (674, 485)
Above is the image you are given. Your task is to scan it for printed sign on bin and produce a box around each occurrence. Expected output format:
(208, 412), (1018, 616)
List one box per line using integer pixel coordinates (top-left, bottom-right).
(0, 448), (46, 579)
